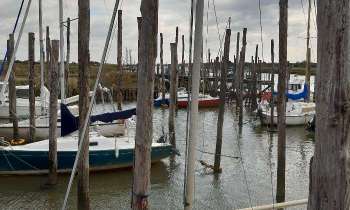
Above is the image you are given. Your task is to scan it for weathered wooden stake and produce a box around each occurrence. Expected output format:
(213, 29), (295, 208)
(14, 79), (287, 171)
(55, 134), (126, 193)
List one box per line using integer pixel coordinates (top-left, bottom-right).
(132, 0), (158, 207)
(77, 0), (90, 208)
(237, 28), (247, 126)
(270, 39), (275, 127)
(28, 32), (36, 142)
(169, 43), (178, 148)
(305, 0), (311, 102)
(213, 57), (219, 96)
(46, 26), (51, 87)
(47, 40), (59, 185)
(160, 33), (166, 104)
(308, 1), (350, 209)
(251, 44), (258, 110)
(117, 10), (123, 110)
(7, 34), (18, 140)
(276, 0), (287, 204)
(182, 35), (185, 77)
(213, 29), (230, 172)
(234, 32), (240, 91)
(65, 17), (71, 96)
(175, 26), (179, 45)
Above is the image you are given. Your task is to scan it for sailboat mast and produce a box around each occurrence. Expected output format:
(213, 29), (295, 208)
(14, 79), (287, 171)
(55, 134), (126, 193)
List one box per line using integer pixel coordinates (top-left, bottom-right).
(0, 0), (32, 103)
(184, 0), (204, 209)
(305, 0), (311, 101)
(59, 0), (66, 103)
(39, 0), (45, 112)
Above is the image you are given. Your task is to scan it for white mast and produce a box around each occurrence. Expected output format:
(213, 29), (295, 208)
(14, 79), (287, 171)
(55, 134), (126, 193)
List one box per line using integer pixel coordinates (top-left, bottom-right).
(39, 0), (46, 112)
(59, 0), (65, 103)
(0, 0), (32, 104)
(184, 0), (204, 209)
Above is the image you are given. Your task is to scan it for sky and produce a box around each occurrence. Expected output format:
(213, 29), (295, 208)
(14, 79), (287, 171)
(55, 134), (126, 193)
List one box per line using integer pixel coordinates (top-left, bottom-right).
(0, 0), (318, 65)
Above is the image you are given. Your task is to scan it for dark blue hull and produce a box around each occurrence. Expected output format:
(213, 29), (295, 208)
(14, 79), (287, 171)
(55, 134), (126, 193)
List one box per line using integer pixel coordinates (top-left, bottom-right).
(0, 145), (173, 175)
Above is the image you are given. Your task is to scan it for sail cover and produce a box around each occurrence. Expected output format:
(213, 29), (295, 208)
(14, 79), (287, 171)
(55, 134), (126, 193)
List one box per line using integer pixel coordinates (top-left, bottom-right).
(273, 83), (309, 101)
(60, 103), (136, 136)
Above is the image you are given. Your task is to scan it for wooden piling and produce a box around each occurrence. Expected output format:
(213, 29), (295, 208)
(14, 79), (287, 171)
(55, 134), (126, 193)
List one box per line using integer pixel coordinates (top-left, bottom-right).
(65, 17), (70, 96)
(117, 10), (123, 110)
(77, 0), (90, 208)
(214, 29), (230, 172)
(132, 0), (158, 207)
(160, 33), (166, 104)
(237, 28), (247, 126)
(181, 35), (185, 77)
(213, 57), (219, 96)
(251, 44), (258, 110)
(276, 0), (287, 204)
(47, 40), (59, 185)
(169, 43), (178, 148)
(270, 39), (275, 127)
(175, 26), (179, 45)
(46, 26), (51, 87)
(28, 32), (36, 142)
(7, 34), (18, 140)
(305, 0), (311, 102)
(308, 1), (350, 209)
(234, 32), (240, 90)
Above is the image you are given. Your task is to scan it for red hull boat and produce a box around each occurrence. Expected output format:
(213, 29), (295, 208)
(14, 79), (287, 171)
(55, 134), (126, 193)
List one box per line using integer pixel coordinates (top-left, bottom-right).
(177, 97), (220, 108)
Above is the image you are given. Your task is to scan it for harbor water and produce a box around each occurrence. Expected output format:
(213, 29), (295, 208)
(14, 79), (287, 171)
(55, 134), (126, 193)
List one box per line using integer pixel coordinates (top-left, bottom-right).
(0, 103), (314, 209)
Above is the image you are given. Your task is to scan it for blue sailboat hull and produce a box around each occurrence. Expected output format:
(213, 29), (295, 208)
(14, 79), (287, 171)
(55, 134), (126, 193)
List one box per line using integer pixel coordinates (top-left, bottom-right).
(0, 145), (173, 175)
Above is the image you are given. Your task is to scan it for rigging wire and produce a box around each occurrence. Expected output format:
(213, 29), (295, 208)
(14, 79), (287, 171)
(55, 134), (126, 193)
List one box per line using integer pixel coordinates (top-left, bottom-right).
(211, 0), (223, 59)
(258, 0), (264, 62)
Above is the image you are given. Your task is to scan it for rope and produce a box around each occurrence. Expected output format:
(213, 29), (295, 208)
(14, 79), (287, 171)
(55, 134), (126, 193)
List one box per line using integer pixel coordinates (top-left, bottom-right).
(258, 0), (264, 61)
(0, 0), (25, 74)
(1, 149), (14, 171)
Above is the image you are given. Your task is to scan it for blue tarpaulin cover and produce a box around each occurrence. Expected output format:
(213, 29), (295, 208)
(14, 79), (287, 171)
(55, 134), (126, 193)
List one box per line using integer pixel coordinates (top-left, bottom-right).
(60, 103), (136, 136)
(273, 83), (308, 100)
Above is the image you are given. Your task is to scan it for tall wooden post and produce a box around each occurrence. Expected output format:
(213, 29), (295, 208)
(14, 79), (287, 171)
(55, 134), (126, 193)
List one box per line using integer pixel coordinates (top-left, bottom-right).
(182, 35), (185, 77)
(308, 1), (350, 209)
(175, 26), (179, 45)
(65, 17), (71, 97)
(251, 44), (258, 110)
(132, 0), (158, 208)
(237, 28), (247, 126)
(7, 34), (18, 140)
(47, 40), (59, 185)
(270, 39), (275, 127)
(169, 43), (178, 148)
(234, 32), (240, 90)
(28, 32), (36, 142)
(77, 0), (90, 208)
(160, 33), (165, 104)
(214, 29), (230, 172)
(46, 26), (51, 87)
(276, 0), (287, 204)
(117, 10), (123, 110)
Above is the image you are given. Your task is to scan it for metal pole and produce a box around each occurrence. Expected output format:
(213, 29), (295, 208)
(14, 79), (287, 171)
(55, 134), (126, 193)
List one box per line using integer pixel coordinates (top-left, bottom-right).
(0, 0), (32, 103)
(184, 0), (204, 209)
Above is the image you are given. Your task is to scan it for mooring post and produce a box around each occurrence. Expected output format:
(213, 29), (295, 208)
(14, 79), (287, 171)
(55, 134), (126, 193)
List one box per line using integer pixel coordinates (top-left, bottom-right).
(251, 44), (258, 111)
(47, 40), (59, 185)
(213, 57), (219, 96)
(160, 33), (166, 105)
(132, 0), (158, 207)
(270, 39), (275, 127)
(182, 35), (185, 78)
(213, 29), (231, 173)
(276, 0), (288, 204)
(169, 43), (178, 148)
(305, 0), (311, 102)
(237, 28), (247, 126)
(65, 17), (71, 97)
(77, 0), (90, 208)
(234, 32), (240, 95)
(46, 26), (51, 88)
(28, 32), (36, 142)
(7, 34), (18, 140)
(175, 26), (179, 45)
(117, 10), (123, 110)
(308, 1), (350, 209)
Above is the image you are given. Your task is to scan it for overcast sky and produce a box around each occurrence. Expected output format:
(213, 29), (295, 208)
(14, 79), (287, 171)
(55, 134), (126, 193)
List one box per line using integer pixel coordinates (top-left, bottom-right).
(0, 0), (317, 64)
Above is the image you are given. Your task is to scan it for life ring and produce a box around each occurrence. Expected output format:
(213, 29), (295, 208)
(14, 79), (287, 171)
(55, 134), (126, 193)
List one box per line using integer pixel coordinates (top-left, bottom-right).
(10, 138), (26, 146)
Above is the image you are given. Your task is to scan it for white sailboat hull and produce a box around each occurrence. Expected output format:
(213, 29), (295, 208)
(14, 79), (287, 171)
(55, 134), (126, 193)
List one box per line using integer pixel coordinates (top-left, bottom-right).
(260, 112), (314, 126)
